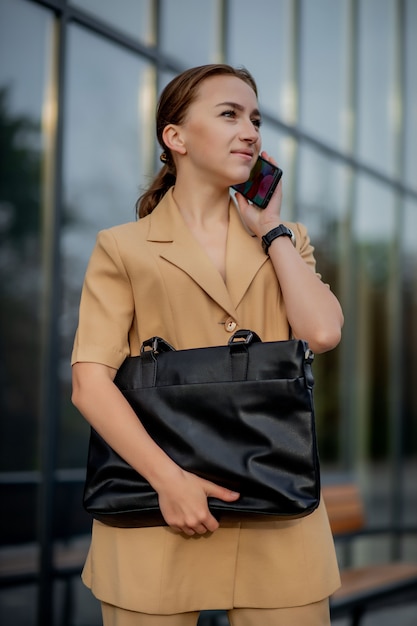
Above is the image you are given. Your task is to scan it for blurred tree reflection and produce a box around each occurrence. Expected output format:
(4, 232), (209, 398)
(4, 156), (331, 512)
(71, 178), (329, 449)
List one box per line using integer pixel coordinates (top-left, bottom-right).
(0, 86), (40, 240)
(0, 85), (41, 471)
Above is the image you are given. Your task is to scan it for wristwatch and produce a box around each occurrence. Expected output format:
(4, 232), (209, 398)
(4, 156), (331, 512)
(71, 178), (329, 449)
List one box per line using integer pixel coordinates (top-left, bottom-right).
(261, 225), (296, 255)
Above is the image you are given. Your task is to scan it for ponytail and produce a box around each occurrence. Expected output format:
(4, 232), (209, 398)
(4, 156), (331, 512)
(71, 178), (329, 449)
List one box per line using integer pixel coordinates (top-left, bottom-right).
(136, 165), (176, 218)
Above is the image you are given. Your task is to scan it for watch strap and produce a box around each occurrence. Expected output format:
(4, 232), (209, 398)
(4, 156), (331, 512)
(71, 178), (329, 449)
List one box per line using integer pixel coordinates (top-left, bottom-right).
(262, 225), (296, 255)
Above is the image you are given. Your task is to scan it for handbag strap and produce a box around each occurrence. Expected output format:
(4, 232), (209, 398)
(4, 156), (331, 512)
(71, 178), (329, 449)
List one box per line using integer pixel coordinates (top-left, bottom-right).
(227, 329), (262, 381)
(303, 348), (315, 390)
(139, 337), (175, 387)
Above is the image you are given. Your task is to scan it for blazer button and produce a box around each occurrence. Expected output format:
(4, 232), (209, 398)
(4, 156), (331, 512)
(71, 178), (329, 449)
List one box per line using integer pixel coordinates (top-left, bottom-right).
(225, 318), (237, 333)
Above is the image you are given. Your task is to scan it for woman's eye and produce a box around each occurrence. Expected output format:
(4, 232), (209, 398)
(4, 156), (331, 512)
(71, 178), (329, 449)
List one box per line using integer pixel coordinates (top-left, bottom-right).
(221, 110), (261, 129)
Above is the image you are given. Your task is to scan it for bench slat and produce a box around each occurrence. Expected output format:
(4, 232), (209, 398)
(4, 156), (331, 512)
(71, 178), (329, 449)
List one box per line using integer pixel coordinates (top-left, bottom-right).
(334, 563), (417, 599)
(323, 482), (417, 621)
(323, 484), (365, 535)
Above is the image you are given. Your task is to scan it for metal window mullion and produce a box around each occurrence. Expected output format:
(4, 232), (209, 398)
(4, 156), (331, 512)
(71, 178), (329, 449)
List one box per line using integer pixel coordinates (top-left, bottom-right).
(36, 9), (67, 626)
(290, 0), (301, 223)
(218, 0), (228, 64)
(338, 0), (359, 475)
(388, 0), (407, 561)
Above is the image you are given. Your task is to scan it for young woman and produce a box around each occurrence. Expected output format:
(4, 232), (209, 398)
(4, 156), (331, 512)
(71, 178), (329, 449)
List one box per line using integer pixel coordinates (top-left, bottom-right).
(72, 64), (344, 626)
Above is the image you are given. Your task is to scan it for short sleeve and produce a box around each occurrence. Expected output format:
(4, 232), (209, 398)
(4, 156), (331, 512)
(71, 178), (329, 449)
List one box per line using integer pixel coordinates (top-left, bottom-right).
(289, 221), (322, 278)
(71, 229), (134, 369)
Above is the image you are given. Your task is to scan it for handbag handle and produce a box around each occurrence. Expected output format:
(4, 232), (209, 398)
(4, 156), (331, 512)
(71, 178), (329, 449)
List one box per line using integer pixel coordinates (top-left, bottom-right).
(141, 330), (262, 356)
(138, 330), (262, 386)
(228, 329), (262, 346)
(141, 336), (175, 355)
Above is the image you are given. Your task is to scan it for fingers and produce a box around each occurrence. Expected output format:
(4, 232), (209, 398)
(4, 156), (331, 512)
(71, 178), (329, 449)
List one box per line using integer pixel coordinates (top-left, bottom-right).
(205, 483), (240, 502)
(261, 150), (277, 166)
(159, 479), (240, 536)
(167, 509), (220, 536)
(170, 523), (212, 536)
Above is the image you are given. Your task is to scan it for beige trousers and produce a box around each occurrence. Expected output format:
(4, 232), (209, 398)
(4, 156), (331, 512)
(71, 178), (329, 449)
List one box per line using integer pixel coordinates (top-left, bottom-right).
(101, 598), (331, 626)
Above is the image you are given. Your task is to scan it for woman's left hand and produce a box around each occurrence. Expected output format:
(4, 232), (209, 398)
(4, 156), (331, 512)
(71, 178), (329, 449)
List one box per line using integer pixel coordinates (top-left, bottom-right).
(234, 150), (283, 239)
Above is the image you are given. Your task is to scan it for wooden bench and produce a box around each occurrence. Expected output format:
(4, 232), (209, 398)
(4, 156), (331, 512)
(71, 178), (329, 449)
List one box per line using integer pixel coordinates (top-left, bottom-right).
(323, 482), (417, 625)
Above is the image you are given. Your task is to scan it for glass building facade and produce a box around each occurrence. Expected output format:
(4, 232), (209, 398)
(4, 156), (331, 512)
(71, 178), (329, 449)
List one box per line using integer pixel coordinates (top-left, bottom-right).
(0, 0), (416, 624)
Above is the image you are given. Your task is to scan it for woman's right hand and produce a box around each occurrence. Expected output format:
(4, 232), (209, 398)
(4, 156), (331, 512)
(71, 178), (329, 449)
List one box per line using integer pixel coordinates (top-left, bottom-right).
(157, 469), (240, 536)
(72, 363), (239, 536)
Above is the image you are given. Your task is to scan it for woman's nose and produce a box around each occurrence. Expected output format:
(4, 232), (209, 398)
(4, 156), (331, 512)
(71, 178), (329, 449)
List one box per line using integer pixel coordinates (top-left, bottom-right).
(240, 120), (259, 143)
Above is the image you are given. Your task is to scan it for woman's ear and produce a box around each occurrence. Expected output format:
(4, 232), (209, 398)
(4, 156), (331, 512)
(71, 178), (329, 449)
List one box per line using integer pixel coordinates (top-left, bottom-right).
(162, 124), (187, 156)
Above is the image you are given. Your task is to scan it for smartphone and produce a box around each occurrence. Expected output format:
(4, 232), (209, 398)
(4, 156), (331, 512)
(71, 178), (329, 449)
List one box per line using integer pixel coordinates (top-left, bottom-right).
(232, 155), (283, 209)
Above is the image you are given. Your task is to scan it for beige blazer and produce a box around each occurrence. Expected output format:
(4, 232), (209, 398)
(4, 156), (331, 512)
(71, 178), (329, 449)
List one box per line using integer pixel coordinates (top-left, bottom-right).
(72, 188), (340, 614)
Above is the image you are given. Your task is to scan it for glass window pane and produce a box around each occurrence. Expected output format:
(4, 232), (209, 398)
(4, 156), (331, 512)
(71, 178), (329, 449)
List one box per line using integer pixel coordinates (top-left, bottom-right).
(296, 147), (350, 239)
(227, 0), (296, 124)
(295, 146), (350, 464)
(160, 0), (221, 67)
(348, 177), (399, 540)
(404, 0), (417, 191)
(59, 26), (155, 466)
(354, 176), (396, 244)
(353, 176), (396, 465)
(402, 198), (417, 528)
(299, 0), (351, 150)
(0, 0), (52, 471)
(70, 0), (154, 45)
(356, 0), (398, 177)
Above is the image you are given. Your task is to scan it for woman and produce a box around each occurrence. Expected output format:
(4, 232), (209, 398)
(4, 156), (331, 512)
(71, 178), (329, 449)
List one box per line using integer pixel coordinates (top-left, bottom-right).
(72, 64), (344, 626)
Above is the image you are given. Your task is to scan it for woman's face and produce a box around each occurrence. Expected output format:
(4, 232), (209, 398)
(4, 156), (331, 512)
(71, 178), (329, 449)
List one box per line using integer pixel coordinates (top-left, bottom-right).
(176, 74), (262, 188)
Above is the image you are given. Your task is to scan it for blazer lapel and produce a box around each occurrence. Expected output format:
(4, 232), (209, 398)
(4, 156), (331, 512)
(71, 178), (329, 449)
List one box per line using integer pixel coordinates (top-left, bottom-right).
(147, 188), (268, 317)
(225, 202), (269, 310)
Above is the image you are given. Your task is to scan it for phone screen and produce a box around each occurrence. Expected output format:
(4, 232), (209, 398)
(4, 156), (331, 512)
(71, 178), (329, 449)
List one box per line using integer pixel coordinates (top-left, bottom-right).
(232, 156), (283, 209)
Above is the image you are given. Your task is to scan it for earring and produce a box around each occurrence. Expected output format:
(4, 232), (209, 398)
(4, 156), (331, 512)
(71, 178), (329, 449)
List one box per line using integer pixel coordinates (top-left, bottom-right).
(160, 152), (168, 163)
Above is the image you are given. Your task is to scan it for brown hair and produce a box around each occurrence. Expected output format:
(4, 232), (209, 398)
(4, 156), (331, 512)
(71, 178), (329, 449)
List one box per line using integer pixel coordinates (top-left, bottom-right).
(136, 64), (258, 218)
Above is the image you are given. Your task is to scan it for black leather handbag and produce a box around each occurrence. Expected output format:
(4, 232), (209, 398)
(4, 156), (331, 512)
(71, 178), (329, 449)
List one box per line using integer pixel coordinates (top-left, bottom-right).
(83, 329), (321, 527)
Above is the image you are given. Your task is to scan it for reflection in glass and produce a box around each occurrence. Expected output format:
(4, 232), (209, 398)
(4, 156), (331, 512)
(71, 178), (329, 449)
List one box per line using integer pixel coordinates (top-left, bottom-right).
(402, 198), (417, 464)
(404, 0), (417, 190)
(296, 146), (348, 462)
(356, 0), (398, 177)
(354, 175), (396, 244)
(60, 26), (154, 466)
(401, 198), (417, 534)
(160, 0), (221, 67)
(70, 0), (154, 45)
(353, 175), (397, 468)
(296, 147), (349, 240)
(227, 0), (295, 124)
(0, 0), (52, 471)
(299, 0), (350, 150)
